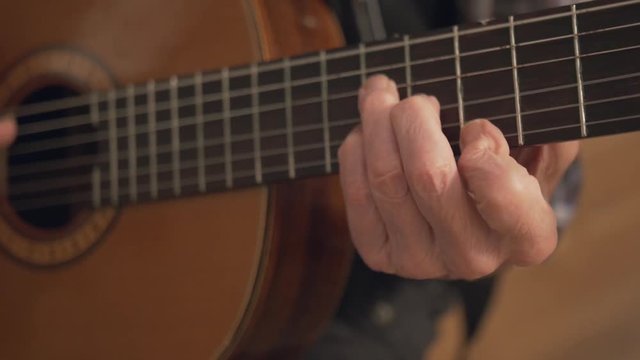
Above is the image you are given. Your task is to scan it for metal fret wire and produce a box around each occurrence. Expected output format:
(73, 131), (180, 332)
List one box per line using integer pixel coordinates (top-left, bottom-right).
(11, 111), (640, 211)
(509, 16), (525, 146)
(11, 41), (640, 157)
(320, 50), (332, 174)
(572, 4), (589, 138)
(7, 2), (635, 205)
(221, 68), (233, 189)
(453, 25), (465, 127)
(16, 17), (639, 139)
(126, 84), (138, 201)
(194, 71), (207, 192)
(283, 57), (296, 180)
(90, 92), (101, 208)
(403, 35), (413, 97)
(9, 65), (640, 179)
(14, 21), (640, 140)
(107, 90), (118, 206)
(170, 76), (181, 196)
(250, 63), (263, 184)
(12, 0), (640, 120)
(147, 80), (159, 199)
(10, 87), (640, 198)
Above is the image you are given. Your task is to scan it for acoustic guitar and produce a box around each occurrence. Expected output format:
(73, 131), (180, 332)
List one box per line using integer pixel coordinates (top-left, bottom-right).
(1, 0), (640, 358)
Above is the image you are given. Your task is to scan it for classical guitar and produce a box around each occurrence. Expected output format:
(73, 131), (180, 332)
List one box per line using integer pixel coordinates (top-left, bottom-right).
(1, 0), (640, 358)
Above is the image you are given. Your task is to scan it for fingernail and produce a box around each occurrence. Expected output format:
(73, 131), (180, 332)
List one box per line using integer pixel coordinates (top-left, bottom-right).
(361, 74), (390, 94)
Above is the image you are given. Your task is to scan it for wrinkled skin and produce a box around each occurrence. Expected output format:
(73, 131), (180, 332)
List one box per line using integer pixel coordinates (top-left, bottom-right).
(338, 75), (579, 280)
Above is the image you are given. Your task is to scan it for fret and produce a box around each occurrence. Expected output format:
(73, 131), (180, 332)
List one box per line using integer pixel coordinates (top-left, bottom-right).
(92, 165), (101, 208)
(504, 10), (577, 145)
(410, 32), (458, 131)
(572, 5), (588, 138)
(580, 15), (640, 140)
(126, 84), (138, 202)
(289, 53), (334, 179)
(257, 61), (289, 183)
(227, 65), (258, 187)
(11, 0), (640, 211)
(359, 43), (367, 85)
(403, 35), (413, 97)
(320, 50), (332, 174)
(453, 26), (465, 128)
(169, 76), (181, 196)
(90, 92), (101, 208)
(90, 92), (100, 126)
(572, 3), (640, 137)
(457, 20), (517, 145)
(194, 71), (207, 192)
(107, 90), (118, 206)
(576, 0), (640, 33)
(283, 58), (296, 179)
(147, 80), (158, 199)
(221, 67), (233, 188)
(509, 16), (525, 146)
(515, 5), (572, 43)
(250, 63), (263, 184)
(364, 39), (408, 96)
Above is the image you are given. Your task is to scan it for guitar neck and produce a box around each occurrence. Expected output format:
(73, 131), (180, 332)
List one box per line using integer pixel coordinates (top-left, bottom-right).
(10, 0), (640, 211)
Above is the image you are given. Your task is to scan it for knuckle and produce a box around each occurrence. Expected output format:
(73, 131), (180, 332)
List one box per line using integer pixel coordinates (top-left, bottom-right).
(458, 147), (488, 177)
(390, 95), (432, 123)
(343, 182), (373, 207)
(451, 253), (499, 281)
(514, 235), (558, 266)
(511, 208), (559, 266)
(360, 90), (397, 117)
(408, 163), (453, 198)
(369, 167), (409, 201)
(391, 251), (428, 279)
(399, 253), (445, 280)
(361, 251), (392, 274)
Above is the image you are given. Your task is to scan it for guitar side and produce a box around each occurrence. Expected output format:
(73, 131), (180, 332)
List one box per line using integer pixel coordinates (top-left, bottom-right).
(0, 0), (352, 358)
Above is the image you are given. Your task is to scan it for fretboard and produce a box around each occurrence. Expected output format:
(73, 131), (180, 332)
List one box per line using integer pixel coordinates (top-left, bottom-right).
(9, 0), (640, 212)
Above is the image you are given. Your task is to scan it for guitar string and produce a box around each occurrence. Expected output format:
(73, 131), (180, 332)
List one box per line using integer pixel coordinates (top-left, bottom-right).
(8, 67), (640, 177)
(11, 69), (640, 176)
(9, 112), (640, 212)
(10, 65), (638, 179)
(13, 22), (640, 139)
(10, 0), (640, 120)
(9, 41), (640, 158)
(15, 25), (640, 139)
(9, 99), (640, 199)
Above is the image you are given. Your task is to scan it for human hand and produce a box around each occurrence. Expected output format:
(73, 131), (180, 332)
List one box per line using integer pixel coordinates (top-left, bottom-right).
(338, 75), (579, 280)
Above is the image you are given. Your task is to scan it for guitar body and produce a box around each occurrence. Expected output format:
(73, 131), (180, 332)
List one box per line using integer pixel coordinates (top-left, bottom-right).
(0, 1), (353, 359)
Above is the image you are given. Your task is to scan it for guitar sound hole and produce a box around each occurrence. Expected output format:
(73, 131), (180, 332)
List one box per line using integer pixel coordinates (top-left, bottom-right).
(8, 85), (98, 230)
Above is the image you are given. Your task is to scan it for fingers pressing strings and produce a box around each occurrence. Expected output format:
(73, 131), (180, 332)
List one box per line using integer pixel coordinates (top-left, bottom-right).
(459, 120), (558, 266)
(357, 75), (445, 278)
